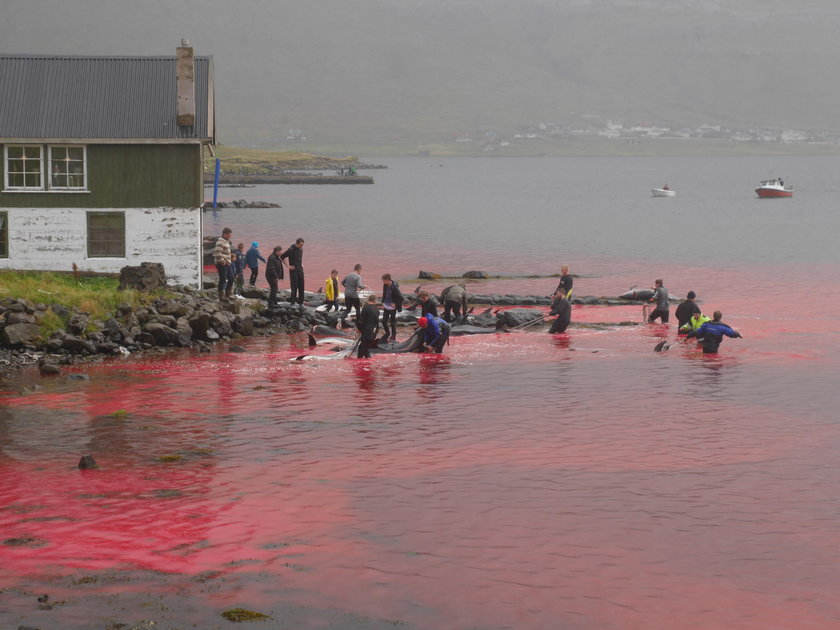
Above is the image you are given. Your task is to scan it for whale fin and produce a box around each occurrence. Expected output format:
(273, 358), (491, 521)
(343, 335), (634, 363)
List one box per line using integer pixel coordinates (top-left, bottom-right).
(653, 340), (670, 352)
(308, 334), (317, 347)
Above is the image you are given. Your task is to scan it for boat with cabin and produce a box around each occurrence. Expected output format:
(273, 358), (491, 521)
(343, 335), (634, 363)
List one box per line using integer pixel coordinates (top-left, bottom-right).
(755, 178), (793, 198)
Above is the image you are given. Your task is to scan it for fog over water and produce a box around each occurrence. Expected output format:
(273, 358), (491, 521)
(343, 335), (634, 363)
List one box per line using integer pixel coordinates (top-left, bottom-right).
(4, 0), (840, 146)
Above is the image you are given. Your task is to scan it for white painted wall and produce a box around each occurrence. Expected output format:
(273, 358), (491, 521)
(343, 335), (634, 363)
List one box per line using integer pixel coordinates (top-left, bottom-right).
(0, 206), (202, 287)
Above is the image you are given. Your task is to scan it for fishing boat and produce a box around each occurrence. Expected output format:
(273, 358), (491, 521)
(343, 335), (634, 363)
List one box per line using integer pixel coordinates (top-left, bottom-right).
(651, 186), (675, 197)
(755, 178), (793, 198)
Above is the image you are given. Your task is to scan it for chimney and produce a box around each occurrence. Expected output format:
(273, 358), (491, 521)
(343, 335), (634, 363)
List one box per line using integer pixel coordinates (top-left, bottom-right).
(176, 39), (195, 127)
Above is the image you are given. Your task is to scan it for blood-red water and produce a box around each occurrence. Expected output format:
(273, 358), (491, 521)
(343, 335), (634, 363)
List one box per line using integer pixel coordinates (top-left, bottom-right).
(3, 158), (840, 628)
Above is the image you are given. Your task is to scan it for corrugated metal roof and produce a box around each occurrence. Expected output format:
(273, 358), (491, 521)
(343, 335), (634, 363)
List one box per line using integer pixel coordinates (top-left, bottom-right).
(0, 55), (213, 141)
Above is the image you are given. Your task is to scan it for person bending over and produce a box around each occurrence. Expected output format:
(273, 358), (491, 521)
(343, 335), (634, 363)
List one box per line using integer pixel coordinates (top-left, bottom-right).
(440, 284), (469, 322)
(417, 315), (450, 354)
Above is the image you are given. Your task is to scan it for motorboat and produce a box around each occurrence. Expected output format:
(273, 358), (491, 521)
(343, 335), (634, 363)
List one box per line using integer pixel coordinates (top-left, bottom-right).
(755, 178), (793, 198)
(651, 186), (675, 197)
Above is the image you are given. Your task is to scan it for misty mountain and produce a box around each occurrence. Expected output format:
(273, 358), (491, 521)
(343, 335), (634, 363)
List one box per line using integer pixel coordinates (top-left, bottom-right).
(3, 0), (840, 148)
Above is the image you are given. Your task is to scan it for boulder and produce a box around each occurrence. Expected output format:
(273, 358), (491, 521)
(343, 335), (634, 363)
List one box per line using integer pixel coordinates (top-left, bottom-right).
(119, 262), (167, 291)
(209, 312), (232, 337)
(142, 323), (181, 346)
(463, 270), (488, 279)
(157, 299), (190, 317)
(418, 270), (441, 280)
(175, 317), (194, 346)
(188, 313), (211, 340)
(61, 335), (96, 354)
(39, 363), (62, 376)
(66, 313), (89, 335)
(78, 455), (99, 470)
(5, 311), (37, 325)
(0, 323), (41, 347)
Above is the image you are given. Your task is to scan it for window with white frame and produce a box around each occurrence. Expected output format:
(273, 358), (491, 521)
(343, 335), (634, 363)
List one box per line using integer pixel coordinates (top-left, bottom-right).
(49, 145), (87, 190)
(0, 212), (8, 258)
(5, 145), (44, 190)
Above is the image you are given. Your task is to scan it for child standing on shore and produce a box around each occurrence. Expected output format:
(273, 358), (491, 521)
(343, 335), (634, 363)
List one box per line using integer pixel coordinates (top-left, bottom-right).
(245, 241), (266, 287)
(233, 242), (246, 296)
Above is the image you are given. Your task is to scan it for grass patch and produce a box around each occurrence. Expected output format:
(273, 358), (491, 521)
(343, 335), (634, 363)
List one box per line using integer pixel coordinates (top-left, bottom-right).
(0, 270), (172, 338)
(209, 145), (358, 175)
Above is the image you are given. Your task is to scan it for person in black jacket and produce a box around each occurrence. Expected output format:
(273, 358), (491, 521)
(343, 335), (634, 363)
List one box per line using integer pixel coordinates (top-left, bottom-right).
(356, 294), (380, 359)
(554, 265), (573, 299)
(380, 273), (403, 341)
(417, 289), (439, 317)
(265, 246), (285, 307)
(547, 289), (572, 334)
(674, 291), (701, 330)
(280, 237), (305, 306)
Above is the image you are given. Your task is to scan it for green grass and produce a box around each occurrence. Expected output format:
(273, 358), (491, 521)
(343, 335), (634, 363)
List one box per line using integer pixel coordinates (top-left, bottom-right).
(0, 271), (170, 337)
(206, 146), (359, 175)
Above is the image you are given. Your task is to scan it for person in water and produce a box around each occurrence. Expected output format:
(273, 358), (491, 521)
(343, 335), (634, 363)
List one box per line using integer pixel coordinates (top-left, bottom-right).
(440, 284), (468, 322)
(547, 288), (572, 334)
(554, 265), (573, 299)
(417, 314), (450, 354)
(356, 294), (380, 359)
(675, 291), (701, 330)
(686, 311), (742, 354)
(417, 289), (440, 318)
(380, 273), (403, 341)
(679, 312), (711, 334)
(324, 269), (340, 312)
(648, 278), (669, 323)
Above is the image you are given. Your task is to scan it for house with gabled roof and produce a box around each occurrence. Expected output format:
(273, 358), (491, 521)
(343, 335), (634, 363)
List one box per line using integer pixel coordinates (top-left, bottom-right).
(0, 42), (214, 287)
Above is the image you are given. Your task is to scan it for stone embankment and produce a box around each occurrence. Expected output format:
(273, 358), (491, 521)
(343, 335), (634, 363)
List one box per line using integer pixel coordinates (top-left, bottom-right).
(201, 199), (281, 209)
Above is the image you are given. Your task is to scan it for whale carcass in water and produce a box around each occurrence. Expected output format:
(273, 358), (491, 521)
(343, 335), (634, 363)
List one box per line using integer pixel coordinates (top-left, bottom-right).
(619, 288), (655, 301)
(294, 329), (426, 361)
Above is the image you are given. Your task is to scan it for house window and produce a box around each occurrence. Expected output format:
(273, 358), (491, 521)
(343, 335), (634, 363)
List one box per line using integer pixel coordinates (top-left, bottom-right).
(4, 145), (44, 190)
(49, 146), (87, 190)
(0, 212), (8, 258)
(87, 212), (125, 258)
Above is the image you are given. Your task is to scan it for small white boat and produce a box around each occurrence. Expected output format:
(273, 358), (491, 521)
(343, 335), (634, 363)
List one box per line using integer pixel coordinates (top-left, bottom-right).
(652, 187), (675, 197)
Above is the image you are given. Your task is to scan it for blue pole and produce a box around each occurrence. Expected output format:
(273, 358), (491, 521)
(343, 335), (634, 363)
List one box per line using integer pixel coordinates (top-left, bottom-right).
(213, 158), (221, 208)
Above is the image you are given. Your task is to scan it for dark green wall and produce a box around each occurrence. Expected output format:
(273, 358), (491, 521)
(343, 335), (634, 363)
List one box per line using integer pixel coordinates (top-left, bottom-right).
(0, 144), (202, 207)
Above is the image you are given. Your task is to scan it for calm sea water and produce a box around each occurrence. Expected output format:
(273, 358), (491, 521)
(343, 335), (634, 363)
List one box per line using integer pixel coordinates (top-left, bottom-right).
(2, 157), (840, 629)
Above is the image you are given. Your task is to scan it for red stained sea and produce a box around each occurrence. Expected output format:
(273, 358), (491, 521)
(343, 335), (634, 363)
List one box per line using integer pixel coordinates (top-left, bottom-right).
(2, 157), (840, 629)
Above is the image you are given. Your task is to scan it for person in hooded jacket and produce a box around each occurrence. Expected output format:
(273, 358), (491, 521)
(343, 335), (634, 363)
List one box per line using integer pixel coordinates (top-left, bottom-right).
(686, 311), (743, 354)
(245, 241), (267, 287)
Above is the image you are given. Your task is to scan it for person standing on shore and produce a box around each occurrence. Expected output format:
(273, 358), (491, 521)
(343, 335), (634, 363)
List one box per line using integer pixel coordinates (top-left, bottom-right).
(324, 269), (340, 312)
(233, 242), (246, 297)
(245, 241), (266, 287)
(341, 264), (366, 327)
(555, 265), (573, 299)
(647, 278), (670, 323)
(356, 294), (380, 359)
(214, 227), (234, 301)
(281, 238), (305, 307)
(381, 273), (403, 341)
(265, 245), (285, 307)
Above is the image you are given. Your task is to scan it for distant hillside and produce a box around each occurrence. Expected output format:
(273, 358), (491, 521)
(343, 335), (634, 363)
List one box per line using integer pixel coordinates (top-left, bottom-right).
(4, 0), (840, 151)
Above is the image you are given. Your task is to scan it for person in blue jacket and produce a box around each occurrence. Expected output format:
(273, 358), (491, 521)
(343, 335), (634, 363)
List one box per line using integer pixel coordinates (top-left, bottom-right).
(416, 315), (450, 354)
(245, 241), (267, 287)
(686, 311), (743, 354)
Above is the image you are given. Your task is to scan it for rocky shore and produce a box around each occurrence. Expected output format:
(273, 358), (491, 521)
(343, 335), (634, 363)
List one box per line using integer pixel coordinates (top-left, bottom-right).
(1, 264), (648, 375)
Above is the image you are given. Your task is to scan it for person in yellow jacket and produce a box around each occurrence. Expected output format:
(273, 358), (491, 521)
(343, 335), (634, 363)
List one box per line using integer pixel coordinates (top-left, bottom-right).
(324, 269), (340, 312)
(679, 312), (711, 334)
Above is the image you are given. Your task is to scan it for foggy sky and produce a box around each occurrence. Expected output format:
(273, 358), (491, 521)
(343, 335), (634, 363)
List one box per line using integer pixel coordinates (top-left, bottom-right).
(3, 0), (840, 148)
